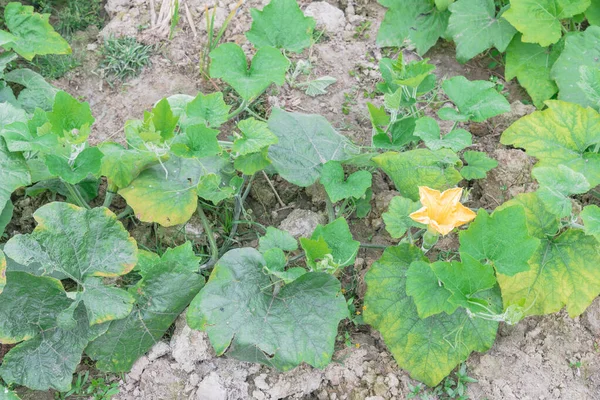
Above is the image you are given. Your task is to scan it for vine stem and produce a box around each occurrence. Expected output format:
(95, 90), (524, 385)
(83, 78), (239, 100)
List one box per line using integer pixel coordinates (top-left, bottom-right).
(226, 100), (248, 121)
(197, 204), (219, 270)
(64, 182), (91, 209)
(219, 175), (252, 257)
(117, 206), (133, 220)
(325, 193), (336, 223)
(103, 184), (118, 208)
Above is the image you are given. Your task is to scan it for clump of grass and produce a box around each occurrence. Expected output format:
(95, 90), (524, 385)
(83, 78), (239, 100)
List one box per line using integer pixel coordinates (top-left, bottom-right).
(56, 0), (105, 38)
(30, 53), (81, 80)
(98, 37), (153, 86)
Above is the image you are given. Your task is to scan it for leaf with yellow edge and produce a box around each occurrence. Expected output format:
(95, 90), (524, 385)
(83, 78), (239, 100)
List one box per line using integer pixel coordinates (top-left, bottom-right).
(498, 229), (600, 318)
(119, 155), (231, 226)
(581, 205), (600, 241)
(363, 244), (500, 387)
(0, 250), (6, 295)
(3, 202), (138, 326)
(500, 100), (600, 187)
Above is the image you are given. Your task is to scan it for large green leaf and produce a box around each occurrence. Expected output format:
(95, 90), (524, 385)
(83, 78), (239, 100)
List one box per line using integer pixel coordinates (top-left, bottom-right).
(0, 272), (108, 391)
(498, 229), (600, 318)
(377, 0), (450, 55)
(500, 100), (600, 186)
(373, 149), (463, 201)
(503, 0), (591, 46)
(47, 91), (95, 143)
(98, 142), (160, 189)
(587, 0), (600, 25)
(267, 108), (353, 187)
(320, 161), (372, 202)
(3, 203), (138, 326)
(0, 102), (26, 130)
(406, 260), (457, 318)
(258, 227), (298, 253)
(382, 196), (424, 238)
(0, 137), (31, 216)
(86, 243), (204, 372)
(581, 205), (600, 241)
(1, 2), (70, 60)
(414, 116), (472, 151)
(505, 34), (562, 108)
(363, 244), (499, 387)
(233, 118), (278, 155)
(300, 218), (360, 272)
(210, 43), (290, 101)
(0, 385), (20, 399)
(182, 92), (230, 129)
(187, 248), (348, 370)
(551, 27), (600, 108)
(246, 0), (315, 53)
(497, 191), (560, 238)
(4, 68), (58, 112)
(532, 165), (591, 217)
(447, 0), (516, 62)
(44, 147), (104, 185)
(459, 206), (540, 276)
(460, 151), (497, 180)
(119, 155), (230, 226)
(0, 120), (59, 153)
(441, 76), (511, 122)
(171, 124), (221, 159)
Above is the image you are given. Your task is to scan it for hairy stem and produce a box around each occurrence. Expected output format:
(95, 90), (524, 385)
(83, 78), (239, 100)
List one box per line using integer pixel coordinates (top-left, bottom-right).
(102, 184), (118, 208)
(197, 204), (219, 269)
(325, 193), (336, 223)
(64, 182), (91, 210)
(226, 99), (248, 121)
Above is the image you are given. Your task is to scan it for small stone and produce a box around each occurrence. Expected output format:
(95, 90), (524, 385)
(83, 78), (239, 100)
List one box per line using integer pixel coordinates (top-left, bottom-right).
(254, 374), (269, 391)
(86, 43), (98, 51)
(279, 209), (327, 238)
(147, 341), (171, 361)
(196, 373), (227, 400)
(170, 313), (214, 373)
(304, 2), (346, 33)
(128, 355), (149, 382)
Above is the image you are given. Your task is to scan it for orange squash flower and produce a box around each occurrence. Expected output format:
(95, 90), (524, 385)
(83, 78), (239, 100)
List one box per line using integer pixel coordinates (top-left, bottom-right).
(409, 186), (476, 236)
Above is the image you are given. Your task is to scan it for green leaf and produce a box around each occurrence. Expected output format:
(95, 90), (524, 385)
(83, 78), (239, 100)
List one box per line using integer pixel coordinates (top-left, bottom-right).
(497, 192), (560, 238)
(0, 121), (59, 152)
(268, 108), (353, 187)
(372, 117), (418, 150)
(551, 27), (600, 108)
(532, 165), (591, 217)
(577, 65), (600, 110)
(259, 227), (298, 253)
(187, 248), (348, 370)
(505, 34), (562, 108)
(0, 137), (31, 214)
(119, 155), (230, 226)
(498, 229), (600, 318)
(460, 151), (498, 180)
(406, 261), (457, 318)
(171, 124), (221, 159)
(447, 0), (516, 63)
(436, 0), (455, 11)
(98, 142), (160, 189)
(47, 91), (94, 143)
(377, 0), (450, 55)
(234, 148), (272, 175)
(459, 206), (540, 276)
(183, 92), (231, 128)
(587, 0), (600, 25)
(4, 68), (58, 112)
(363, 244), (500, 387)
(304, 76), (337, 97)
(503, 0), (590, 46)
(0, 102), (27, 130)
(442, 76), (511, 122)
(382, 196), (424, 238)
(500, 100), (600, 187)
(320, 161), (372, 203)
(581, 205), (600, 240)
(44, 147), (104, 185)
(149, 98), (179, 140)
(246, 0), (315, 53)
(86, 243), (204, 372)
(0, 200), (13, 236)
(0, 273), (108, 391)
(300, 218), (360, 272)
(2, 3), (71, 60)
(263, 248), (306, 284)
(0, 384), (20, 399)
(196, 173), (235, 204)
(3, 202), (138, 325)
(414, 116), (472, 151)
(233, 118), (278, 155)
(373, 149), (463, 201)
(0, 250), (6, 295)
(210, 44), (290, 101)
(395, 59), (436, 88)
(430, 253), (497, 312)
(165, 94), (194, 118)
(437, 107), (471, 122)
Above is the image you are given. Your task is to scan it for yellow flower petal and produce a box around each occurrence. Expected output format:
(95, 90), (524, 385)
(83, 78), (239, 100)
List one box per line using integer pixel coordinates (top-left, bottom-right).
(418, 186), (441, 210)
(453, 203), (477, 226)
(409, 207), (431, 225)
